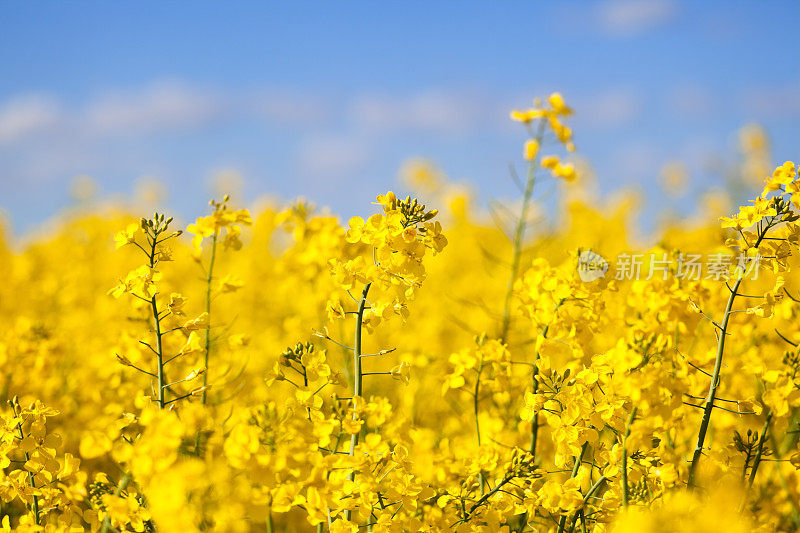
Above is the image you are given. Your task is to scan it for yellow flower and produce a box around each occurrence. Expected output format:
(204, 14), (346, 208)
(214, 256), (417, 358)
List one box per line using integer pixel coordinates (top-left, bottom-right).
(168, 292), (187, 316)
(548, 92), (573, 116)
(180, 331), (204, 356)
(183, 312), (209, 331)
(218, 274), (244, 293)
(390, 361), (410, 384)
(341, 417), (364, 435)
(510, 108), (545, 123)
(114, 222), (140, 248)
(523, 139), (539, 161)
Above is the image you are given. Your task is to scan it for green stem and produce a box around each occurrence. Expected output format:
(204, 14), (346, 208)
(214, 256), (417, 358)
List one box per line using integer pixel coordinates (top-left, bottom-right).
(499, 120), (546, 343)
(687, 274), (740, 487)
(528, 367), (539, 456)
(622, 407), (637, 508)
(151, 295), (165, 409)
(201, 232), (218, 405)
(345, 282), (371, 522)
(148, 231), (166, 410)
(463, 473), (515, 521)
(738, 412), (774, 514)
(688, 218), (774, 487)
(267, 500), (274, 533)
(747, 412), (772, 488)
(567, 476), (607, 533)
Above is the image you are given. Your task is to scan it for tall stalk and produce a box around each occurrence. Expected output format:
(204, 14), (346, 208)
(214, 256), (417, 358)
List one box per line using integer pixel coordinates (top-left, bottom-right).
(687, 219), (774, 487)
(147, 223), (167, 410)
(105, 214), (178, 533)
(201, 232), (218, 405)
(499, 120), (546, 343)
(345, 282), (371, 522)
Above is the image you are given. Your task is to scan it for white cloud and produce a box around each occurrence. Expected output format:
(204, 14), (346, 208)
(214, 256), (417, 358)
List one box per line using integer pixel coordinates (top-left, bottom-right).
(297, 135), (371, 177)
(0, 82), (513, 195)
(597, 0), (677, 36)
(667, 83), (715, 117)
(350, 90), (487, 134)
(84, 81), (222, 135)
(252, 88), (331, 125)
(577, 87), (643, 127)
(740, 81), (800, 118)
(613, 139), (662, 182)
(0, 94), (62, 144)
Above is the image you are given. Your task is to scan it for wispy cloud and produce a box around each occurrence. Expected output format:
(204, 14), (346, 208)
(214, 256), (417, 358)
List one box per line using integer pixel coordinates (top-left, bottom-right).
(296, 134), (371, 178)
(0, 94), (62, 144)
(0, 81), (224, 147)
(613, 139), (662, 182)
(596, 0), (678, 37)
(576, 87), (643, 127)
(252, 88), (331, 125)
(84, 81), (222, 136)
(349, 90), (492, 135)
(0, 81), (514, 196)
(666, 83), (715, 117)
(740, 81), (800, 119)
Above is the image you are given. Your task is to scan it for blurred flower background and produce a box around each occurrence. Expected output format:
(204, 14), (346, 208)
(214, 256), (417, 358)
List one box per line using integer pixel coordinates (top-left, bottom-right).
(1, 0), (798, 235)
(3, 3), (800, 532)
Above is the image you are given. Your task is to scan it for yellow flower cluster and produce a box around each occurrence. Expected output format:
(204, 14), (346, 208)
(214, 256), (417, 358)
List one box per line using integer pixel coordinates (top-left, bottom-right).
(511, 92), (577, 183)
(1, 94), (800, 533)
(330, 191), (446, 328)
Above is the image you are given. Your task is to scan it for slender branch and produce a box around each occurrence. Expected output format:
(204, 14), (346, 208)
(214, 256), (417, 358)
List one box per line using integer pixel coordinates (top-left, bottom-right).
(165, 392), (196, 405)
(313, 329), (355, 351)
(123, 361), (157, 378)
(775, 329), (797, 347)
(784, 287), (800, 302)
(683, 400), (752, 414)
(455, 473), (516, 525)
(360, 348), (396, 358)
(138, 341), (158, 355)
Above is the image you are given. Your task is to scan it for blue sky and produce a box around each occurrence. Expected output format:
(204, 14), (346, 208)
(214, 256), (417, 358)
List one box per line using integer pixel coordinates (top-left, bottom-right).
(1, 1), (799, 235)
